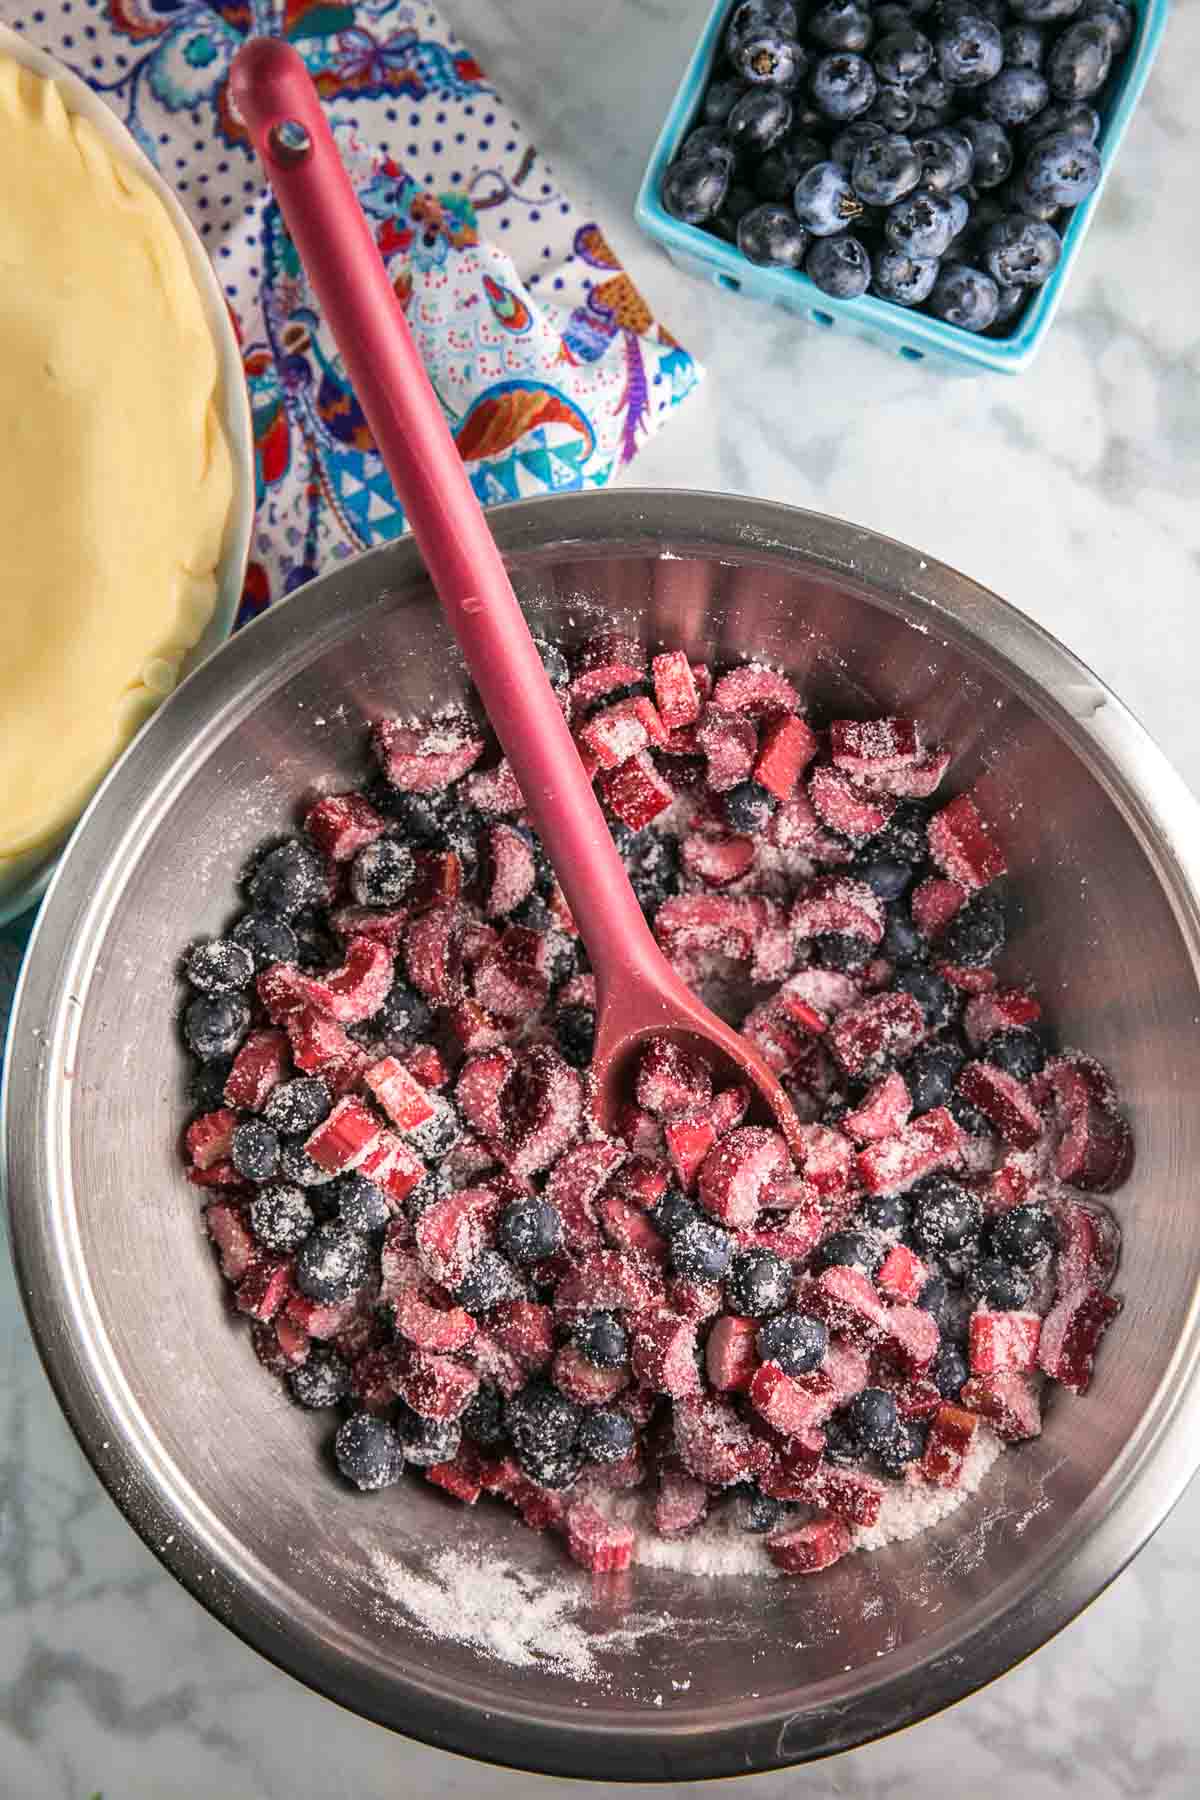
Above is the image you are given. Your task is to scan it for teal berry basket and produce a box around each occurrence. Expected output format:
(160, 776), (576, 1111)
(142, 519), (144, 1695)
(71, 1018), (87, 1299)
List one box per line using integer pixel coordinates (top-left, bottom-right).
(635, 0), (1169, 373)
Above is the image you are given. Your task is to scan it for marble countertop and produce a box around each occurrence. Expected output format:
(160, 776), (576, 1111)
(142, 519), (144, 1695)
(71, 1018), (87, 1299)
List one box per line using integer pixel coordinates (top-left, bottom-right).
(3, 1), (1199, 1795)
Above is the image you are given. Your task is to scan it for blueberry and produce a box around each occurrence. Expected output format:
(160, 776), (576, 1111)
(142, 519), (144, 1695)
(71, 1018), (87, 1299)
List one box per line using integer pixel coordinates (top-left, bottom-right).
(650, 1188), (701, 1238)
(986, 1202), (1056, 1267)
(908, 68), (954, 128)
(868, 86), (918, 132)
(936, 14), (1003, 87)
(992, 283), (1027, 328)
(811, 1229), (885, 1277)
(555, 1003), (595, 1070)
(498, 1196), (564, 1265)
(680, 124), (738, 167)
(289, 910), (338, 972)
(945, 189), (971, 241)
(910, 1175), (983, 1255)
(812, 52), (878, 122)
(873, 27), (933, 85)
(263, 1076), (332, 1137)
(249, 1182), (314, 1252)
(1022, 130), (1101, 207)
(845, 1386), (899, 1452)
(397, 1404), (462, 1467)
(929, 263), (1000, 331)
(885, 185), (958, 257)
(894, 964), (955, 1027)
(883, 901), (929, 963)
(939, 0), (1006, 24)
(335, 1413), (405, 1491)
(1080, 0), (1133, 53)
(823, 1415), (864, 1465)
(793, 159), (866, 234)
(288, 1350), (351, 1409)
(1003, 22), (1046, 68)
(1009, 0), (1086, 15)
(932, 1339), (970, 1399)
(571, 1309), (630, 1368)
(334, 1173), (391, 1237)
(726, 1248), (792, 1317)
(871, 247), (938, 310)
(704, 77), (749, 127)
(866, 800), (931, 869)
(738, 1488), (785, 1532)
(830, 120), (887, 170)
(810, 0), (874, 52)
(620, 828), (682, 921)
(878, 1417), (928, 1477)
(812, 930), (872, 970)
(737, 201), (810, 266)
(188, 1056), (233, 1112)
(967, 1256), (1033, 1309)
(873, 1), (919, 31)
(359, 978), (432, 1049)
(723, 779), (778, 831)
(726, 0), (800, 49)
(940, 890), (1007, 965)
(755, 132), (828, 200)
(457, 1250), (523, 1314)
(231, 911), (298, 974)
(505, 1383), (582, 1487)
(980, 66), (1050, 129)
(670, 1216), (734, 1281)
(1022, 100), (1101, 149)
(295, 1224), (371, 1303)
(851, 134), (923, 208)
(231, 1118), (281, 1182)
(247, 838), (325, 917)
(1048, 21), (1112, 100)
(980, 1025), (1046, 1078)
(904, 1040), (966, 1113)
(727, 86), (794, 156)
(957, 116), (1013, 187)
(755, 1310), (828, 1374)
(184, 994), (250, 1061)
(462, 1380), (507, 1446)
(917, 1273), (953, 1328)
(858, 1192), (911, 1233)
(911, 125), (975, 193)
(185, 938), (254, 996)
(806, 233), (873, 298)
(732, 30), (808, 88)
(663, 153), (730, 225)
(278, 1137), (339, 1189)
(854, 854), (913, 900)
(999, 175), (1060, 225)
(578, 1408), (636, 1466)
(948, 1088), (992, 1137)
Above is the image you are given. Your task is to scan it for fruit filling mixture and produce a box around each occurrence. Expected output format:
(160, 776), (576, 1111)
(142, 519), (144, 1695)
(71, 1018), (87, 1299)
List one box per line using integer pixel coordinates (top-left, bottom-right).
(180, 632), (1130, 1577)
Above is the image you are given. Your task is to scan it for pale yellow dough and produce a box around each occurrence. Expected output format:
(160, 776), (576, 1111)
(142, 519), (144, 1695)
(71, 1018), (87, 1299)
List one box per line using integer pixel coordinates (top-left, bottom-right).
(0, 55), (234, 862)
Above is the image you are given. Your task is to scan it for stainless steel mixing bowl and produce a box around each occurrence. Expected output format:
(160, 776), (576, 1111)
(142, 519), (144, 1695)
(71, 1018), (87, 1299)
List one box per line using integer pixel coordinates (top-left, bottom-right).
(6, 491), (1200, 1781)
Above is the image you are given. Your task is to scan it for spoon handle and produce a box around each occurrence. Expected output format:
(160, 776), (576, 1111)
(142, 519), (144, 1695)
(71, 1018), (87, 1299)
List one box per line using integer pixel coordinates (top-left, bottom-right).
(231, 39), (662, 991)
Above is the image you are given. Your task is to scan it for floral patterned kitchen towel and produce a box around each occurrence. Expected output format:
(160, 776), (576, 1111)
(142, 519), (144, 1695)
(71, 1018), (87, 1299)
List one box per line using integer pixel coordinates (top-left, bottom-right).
(1, 0), (700, 614)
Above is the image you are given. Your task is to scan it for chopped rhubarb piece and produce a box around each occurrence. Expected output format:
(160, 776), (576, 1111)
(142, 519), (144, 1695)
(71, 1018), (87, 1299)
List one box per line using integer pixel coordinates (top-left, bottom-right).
(706, 1314), (760, 1393)
(329, 904), (409, 948)
(667, 1277), (723, 1321)
(363, 1056), (437, 1133)
(710, 662), (799, 717)
(404, 1042), (449, 1090)
(408, 849), (462, 908)
(1036, 1055), (1133, 1193)
(267, 1312), (310, 1369)
(680, 828), (756, 887)
(283, 1005), (368, 1094)
(297, 935), (395, 1026)
(472, 943), (548, 1021)
(808, 764), (897, 840)
(985, 1156), (1033, 1215)
(767, 1515), (853, 1575)
(768, 791), (851, 862)
(963, 986), (1042, 1048)
(654, 892), (770, 963)
(673, 1393), (770, 1487)
(927, 792), (1007, 890)
(1053, 1198), (1121, 1296)
(578, 695), (666, 770)
(348, 1346), (402, 1412)
(205, 1200), (255, 1283)
(843, 1070), (912, 1144)
(664, 1112), (718, 1191)
(969, 1310), (1041, 1375)
(710, 1086), (750, 1137)
(802, 1265), (890, 1347)
(490, 1299), (556, 1372)
(395, 1348), (479, 1420)
(631, 1312), (703, 1397)
(937, 962), (998, 994)
(426, 1452), (483, 1506)
(655, 1469), (710, 1539)
(857, 1106), (965, 1195)
(373, 713), (485, 792)
(466, 1330), (525, 1397)
(404, 906), (465, 1006)
(876, 1243), (929, 1304)
(235, 1253), (292, 1322)
(829, 716), (921, 776)
(569, 632), (647, 707)
(553, 1251), (661, 1320)
(615, 1102), (663, 1155)
(754, 712), (820, 802)
(463, 757), (525, 815)
(392, 1288), (477, 1354)
(544, 1141), (625, 1242)
(1038, 1283), (1121, 1393)
(303, 1097), (381, 1173)
(758, 1429), (826, 1499)
(455, 1046), (515, 1142)
(791, 875), (884, 946)
(599, 751), (675, 830)
(257, 960), (309, 1021)
(697, 1126), (791, 1228)
(222, 1030), (289, 1112)
(414, 1190), (490, 1290)
(828, 991), (926, 1078)
(651, 649), (702, 730)
(187, 1159), (248, 1190)
(186, 1107), (238, 1171)
(956, 1062), (1042, 1149)
(794, 1122), (855, 1200)
(502, 1045), (584, 1177)
(869, 1358), (943, 1419)
(363, 1134), (425, 1205)
(960, 1373), (1042, 1441)
(304, 792), (386, 862)
(695, 707), (758, 792)
(824, 1336), (873, 1403)
(859, 746), (952, 799)
(445, 998), (506, 1053)
(565, 1500), (635, 1573)
(749, 1361), (838, 1435)
(921, 1402), (979, 1488)
(741, 1000), (822, 1076)
(778, 967), (861, 1023)
(803, 1464), (885, 1527)
(598, 1195), (666, 1262)
(552, 1343), (629, 1405)
(480, 824), (537, 919)
(379, 1225), (422, 1301)
(636, 1038), (714, 1119)
(910, 876), (967, 938)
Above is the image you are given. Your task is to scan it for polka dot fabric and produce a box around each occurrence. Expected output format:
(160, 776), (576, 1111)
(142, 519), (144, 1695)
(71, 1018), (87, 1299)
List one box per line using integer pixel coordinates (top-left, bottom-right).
(1, 0), (701, 617)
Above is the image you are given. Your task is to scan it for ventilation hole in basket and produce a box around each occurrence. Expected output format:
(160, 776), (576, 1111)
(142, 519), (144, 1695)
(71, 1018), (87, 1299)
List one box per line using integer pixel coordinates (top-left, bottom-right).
(810, 310), (834, 328)
(899, 346), (925, 362)
(715, 272), (741, 293)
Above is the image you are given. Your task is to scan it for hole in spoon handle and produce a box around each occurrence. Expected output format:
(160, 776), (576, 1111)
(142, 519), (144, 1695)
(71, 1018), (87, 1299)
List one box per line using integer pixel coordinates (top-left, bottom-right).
(267, 119), (312, 167)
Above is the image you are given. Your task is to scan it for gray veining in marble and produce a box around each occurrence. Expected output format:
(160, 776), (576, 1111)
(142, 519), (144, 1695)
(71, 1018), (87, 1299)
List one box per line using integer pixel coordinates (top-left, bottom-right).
(2, 0), (1198, 1794)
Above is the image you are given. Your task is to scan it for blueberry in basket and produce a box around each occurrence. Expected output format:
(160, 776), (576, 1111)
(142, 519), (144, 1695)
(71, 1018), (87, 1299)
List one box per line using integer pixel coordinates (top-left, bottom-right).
(655, 0), (1139, 339)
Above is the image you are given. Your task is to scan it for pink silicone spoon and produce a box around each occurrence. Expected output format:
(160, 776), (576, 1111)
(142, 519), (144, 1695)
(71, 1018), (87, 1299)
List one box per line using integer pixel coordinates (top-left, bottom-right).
(231, 38), (804, 1158)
